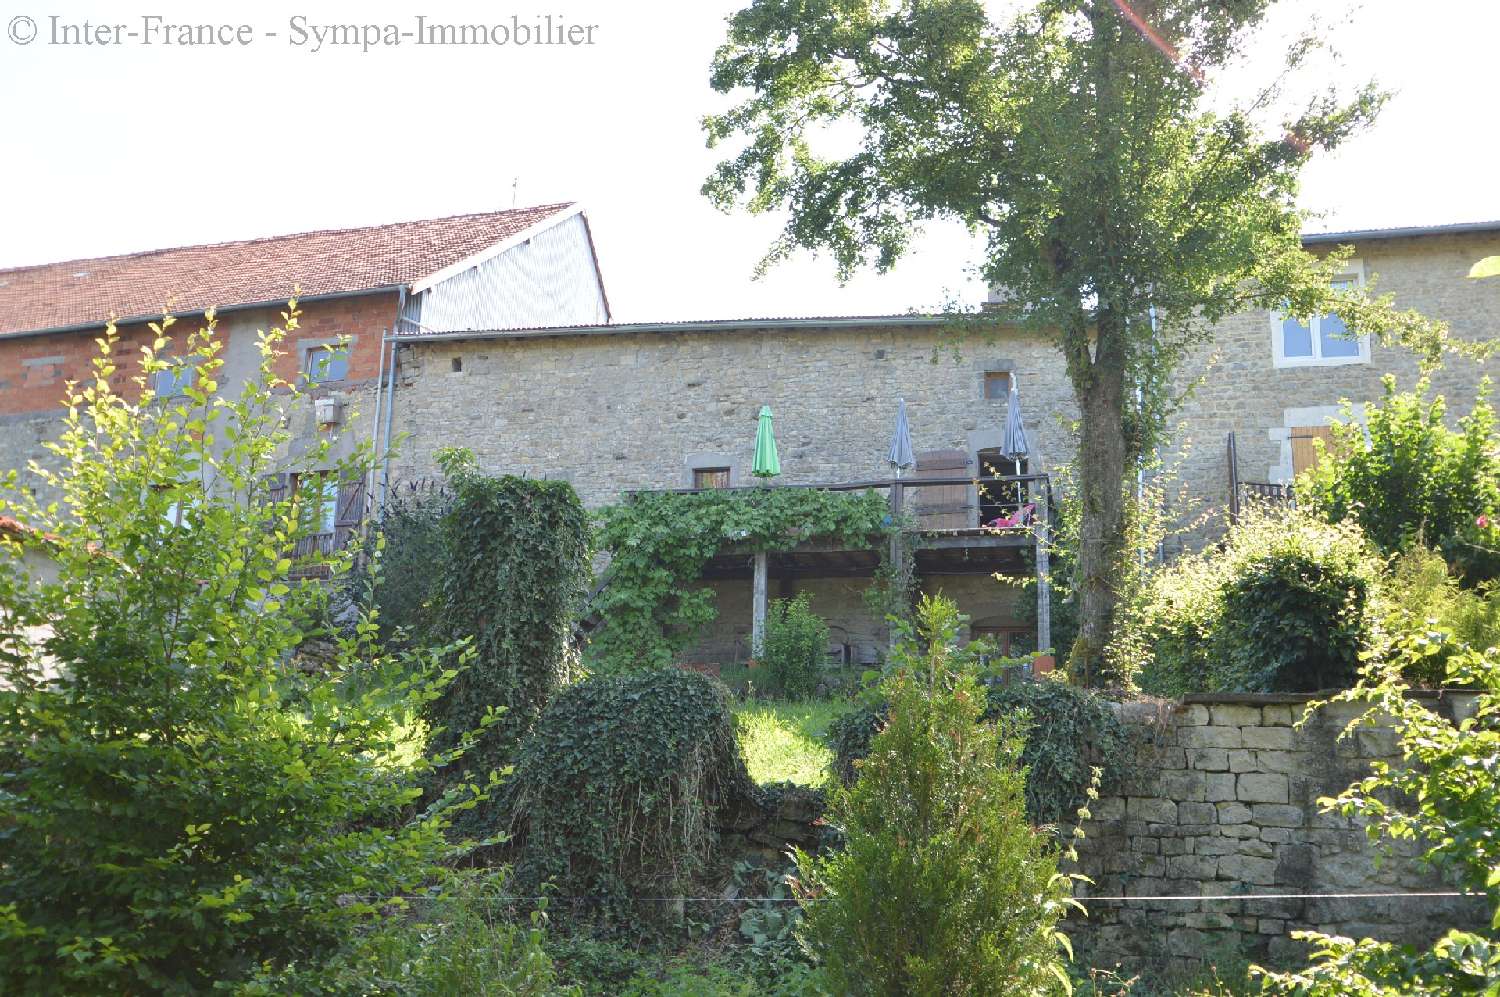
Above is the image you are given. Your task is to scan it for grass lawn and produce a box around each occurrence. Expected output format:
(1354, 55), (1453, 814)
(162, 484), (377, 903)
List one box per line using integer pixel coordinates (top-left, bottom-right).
(732, 697), (850, 788)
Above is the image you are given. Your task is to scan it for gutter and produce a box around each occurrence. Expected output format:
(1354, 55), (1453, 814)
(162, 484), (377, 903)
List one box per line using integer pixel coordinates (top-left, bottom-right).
(389, 313), (959, 344)
(1302, 220), (1500, 246)
(0, 283), (406, 342)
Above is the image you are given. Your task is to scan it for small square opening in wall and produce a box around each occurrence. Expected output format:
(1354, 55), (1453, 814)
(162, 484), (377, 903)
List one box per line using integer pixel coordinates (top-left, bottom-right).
(983, 371), (1012, 399)
(451, 357), (463, 373)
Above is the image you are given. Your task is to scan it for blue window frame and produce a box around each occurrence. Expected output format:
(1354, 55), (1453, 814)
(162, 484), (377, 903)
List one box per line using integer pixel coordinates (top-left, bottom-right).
(152, 364), (195, 397)
(304, 346), (349, 384)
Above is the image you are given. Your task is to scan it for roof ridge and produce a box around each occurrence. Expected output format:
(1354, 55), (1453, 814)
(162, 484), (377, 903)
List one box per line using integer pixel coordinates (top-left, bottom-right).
(0, 202), (575, 276)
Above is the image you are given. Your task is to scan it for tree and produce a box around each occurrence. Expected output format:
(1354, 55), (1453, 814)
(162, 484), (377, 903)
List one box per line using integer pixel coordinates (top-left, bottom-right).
(703, 0), (1464, 682)
(793, 595), (1076, 995)
(0, 308), (491, 991)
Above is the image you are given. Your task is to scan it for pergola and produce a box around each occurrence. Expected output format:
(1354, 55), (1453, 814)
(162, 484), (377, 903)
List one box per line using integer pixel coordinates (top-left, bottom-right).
(649, 472), (1053, 658)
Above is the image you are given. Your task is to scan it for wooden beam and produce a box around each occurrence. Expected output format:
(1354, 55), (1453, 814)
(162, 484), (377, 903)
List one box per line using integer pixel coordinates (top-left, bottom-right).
(1034, 482), (1052, 656)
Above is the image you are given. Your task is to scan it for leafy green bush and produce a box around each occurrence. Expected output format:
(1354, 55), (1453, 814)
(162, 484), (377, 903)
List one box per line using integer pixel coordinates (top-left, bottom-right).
(0, 310), (488, 993)
(1127, 508), (1382, 695)
(1373, 546), (1500, 686)
(424, 449), (592, 831)
(760, 593), (828, 698)
(828, 678), (1128, 827)
(250, 871), (563, 995)
(591, 488), (890, 670)
(507, 668), (756, 901)
(795, 595), (1075, 995)
(1300, 375), (1499, 582)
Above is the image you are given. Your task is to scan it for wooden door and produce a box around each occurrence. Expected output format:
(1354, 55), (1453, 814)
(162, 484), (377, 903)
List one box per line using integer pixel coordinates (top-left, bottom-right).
(1290, 426), (1335, 477)
(913, 449), (971, 530)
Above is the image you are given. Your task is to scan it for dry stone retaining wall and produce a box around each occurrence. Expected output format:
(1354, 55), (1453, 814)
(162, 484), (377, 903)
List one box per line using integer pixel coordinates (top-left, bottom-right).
(1067, 692), (1487, 978)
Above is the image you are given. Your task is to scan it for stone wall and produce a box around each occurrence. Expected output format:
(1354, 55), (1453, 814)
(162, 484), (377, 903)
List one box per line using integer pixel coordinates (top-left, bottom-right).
(1067, 692), (1487, 978)
(389, 322), (1079, 508)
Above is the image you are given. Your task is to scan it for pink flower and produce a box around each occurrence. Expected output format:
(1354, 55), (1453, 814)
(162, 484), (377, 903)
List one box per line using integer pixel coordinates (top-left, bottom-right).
(1478, 514), (1491, 529)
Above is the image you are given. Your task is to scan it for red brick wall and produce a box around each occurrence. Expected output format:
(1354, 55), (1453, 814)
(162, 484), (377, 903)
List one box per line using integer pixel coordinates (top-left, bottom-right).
(0, 292), (398, 416)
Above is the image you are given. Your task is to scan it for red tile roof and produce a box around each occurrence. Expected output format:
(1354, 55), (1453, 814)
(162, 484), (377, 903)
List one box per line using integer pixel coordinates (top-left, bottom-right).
(0, 202), (575, 337)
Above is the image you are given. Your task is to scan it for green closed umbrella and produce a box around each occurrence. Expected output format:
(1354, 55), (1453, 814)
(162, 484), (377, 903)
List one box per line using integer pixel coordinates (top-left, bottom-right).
(752, 405), (781, 478)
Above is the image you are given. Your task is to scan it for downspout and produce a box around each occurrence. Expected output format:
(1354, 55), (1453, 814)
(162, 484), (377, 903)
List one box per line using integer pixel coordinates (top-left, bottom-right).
(366, 322), (389, 528)
(376, 286), (407, 522)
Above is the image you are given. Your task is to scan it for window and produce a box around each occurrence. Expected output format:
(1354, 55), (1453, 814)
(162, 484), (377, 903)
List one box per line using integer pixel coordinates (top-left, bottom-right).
(977, 448), (1027, 524)
(304, 345), (349, 384)
(153, 482), (197, 528)
(983, 371), (1012, 399)
(1271, 272), (1369, 367)
(293, 472), (339, 534)
(152, 363), (195, 398)
(693, 467), (731, 490)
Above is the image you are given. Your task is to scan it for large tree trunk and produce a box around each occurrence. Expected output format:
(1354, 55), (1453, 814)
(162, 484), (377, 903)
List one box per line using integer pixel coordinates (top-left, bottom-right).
(1064, 311), (1130, 686)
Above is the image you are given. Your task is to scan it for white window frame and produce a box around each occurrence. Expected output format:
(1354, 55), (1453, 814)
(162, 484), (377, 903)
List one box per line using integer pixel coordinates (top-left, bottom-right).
(1269, 260), (1370, 369)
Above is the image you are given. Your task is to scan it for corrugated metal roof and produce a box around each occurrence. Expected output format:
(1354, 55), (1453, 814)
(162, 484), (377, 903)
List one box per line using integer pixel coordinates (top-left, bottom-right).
(1302, 220), (1500, 245)
(391, 313), (961, 342)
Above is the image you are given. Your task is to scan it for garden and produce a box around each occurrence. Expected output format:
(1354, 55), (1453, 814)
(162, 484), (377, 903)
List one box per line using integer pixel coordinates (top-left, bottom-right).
(1, 303), (1496, 995)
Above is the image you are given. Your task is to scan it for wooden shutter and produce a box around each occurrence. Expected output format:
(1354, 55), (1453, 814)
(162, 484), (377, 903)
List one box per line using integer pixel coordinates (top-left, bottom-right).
(1290, 426), (1335, 477)
(913, 449), (971, 530)
(261, 473), (290, 505)
(333, 476), (367, 550)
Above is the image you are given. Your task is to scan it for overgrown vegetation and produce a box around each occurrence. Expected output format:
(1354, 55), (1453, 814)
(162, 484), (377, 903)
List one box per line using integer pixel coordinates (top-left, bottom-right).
(1123, 507), (1383, 695)
(252, 871), (563, 995)
(760, 592), (829, 698)
(1373, 547), (1500, 686)
(368, 480), (451, 644)
(590, 488), (890, 671)
(423, 447), (592, 832)
(0, 309), (492, 993)
(506, 668), (755, 902)
(830, 673), (1129, 828)
(795, 595), (1077, 995)
(1301, 376), (1499, 584)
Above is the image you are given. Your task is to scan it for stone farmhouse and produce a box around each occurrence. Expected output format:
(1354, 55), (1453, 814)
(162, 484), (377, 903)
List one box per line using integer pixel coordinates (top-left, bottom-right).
(1, 208), (1496, 667)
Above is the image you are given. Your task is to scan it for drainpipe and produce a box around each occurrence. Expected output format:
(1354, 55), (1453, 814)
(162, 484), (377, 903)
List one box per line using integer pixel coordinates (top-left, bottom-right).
(375, 287), (407, 522)
(367, 324), (389, 526)
(379, 335), (399, 517)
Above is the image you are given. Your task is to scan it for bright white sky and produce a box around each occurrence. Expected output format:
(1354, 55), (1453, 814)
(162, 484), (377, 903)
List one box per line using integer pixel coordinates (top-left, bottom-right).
(1, 0), (1496, 322)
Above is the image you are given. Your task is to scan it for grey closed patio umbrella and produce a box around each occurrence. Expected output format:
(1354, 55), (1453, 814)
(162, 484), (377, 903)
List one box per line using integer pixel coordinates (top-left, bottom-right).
(887, 397), (915, 478)
(1001, 383), (1029, 474)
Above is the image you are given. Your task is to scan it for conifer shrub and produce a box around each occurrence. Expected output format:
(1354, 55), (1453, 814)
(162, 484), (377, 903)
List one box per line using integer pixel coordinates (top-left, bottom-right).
(828, 678), (1128, 827)
(795, 596), (1075, 995)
